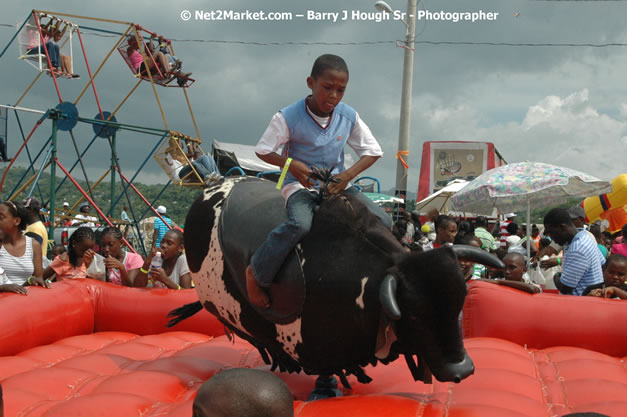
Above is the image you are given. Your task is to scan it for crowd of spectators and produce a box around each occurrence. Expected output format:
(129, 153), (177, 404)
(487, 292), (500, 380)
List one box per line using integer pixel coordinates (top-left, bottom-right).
(0, 199), (192, 294)
(392, 205), (626, 298)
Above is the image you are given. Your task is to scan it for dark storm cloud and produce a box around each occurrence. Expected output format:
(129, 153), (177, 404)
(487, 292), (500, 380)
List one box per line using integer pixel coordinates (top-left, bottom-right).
(1, 0), (626, 197)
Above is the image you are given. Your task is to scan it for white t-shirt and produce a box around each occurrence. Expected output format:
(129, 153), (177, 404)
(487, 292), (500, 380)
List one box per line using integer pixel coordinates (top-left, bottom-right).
(72, 214), (97, 227)
(152, 255), (190, 288)
(164, 153), (184, 179)
(255, 106), (383, 201)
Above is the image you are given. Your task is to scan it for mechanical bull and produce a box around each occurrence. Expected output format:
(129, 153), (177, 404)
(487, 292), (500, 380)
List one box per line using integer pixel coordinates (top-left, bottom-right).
(169, 176), (504, 388)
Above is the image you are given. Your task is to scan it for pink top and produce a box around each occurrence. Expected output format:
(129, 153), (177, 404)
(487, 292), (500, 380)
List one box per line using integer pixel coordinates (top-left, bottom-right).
(128, 49), (143, 72)
(107, 251), (144, 285)
(50, 255), (87, 280)
(610, 243), (627, 257)
(26, 30), (48, 50)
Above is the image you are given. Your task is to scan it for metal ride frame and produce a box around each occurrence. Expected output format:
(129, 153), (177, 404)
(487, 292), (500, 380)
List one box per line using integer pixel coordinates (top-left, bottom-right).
(0, 9), (206, 255)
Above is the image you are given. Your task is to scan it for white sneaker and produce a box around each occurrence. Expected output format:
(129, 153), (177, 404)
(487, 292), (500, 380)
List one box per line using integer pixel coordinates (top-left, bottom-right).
(204, 172), (222, 185)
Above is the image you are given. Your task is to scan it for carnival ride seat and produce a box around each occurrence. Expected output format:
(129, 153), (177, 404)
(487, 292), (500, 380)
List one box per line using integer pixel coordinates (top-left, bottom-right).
(153, 131), (206, 187)
(0, 280), (625, 416)
(354, 176), (381, 193)
(16, 13), (78, 77)
(117, 29), (194, 88)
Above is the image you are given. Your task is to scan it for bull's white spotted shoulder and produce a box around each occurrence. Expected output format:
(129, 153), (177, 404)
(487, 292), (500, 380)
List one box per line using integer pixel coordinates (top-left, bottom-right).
(355, 277), (368, 310)
(194, 177), (252, 338)
(201, 177), (244, 201)
(275, 318), (303, 360)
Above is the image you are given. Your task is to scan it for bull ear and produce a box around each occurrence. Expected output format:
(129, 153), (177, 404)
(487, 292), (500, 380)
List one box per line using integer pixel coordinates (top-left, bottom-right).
(452, 245), (505, 269)
(380, 274), (401, 320)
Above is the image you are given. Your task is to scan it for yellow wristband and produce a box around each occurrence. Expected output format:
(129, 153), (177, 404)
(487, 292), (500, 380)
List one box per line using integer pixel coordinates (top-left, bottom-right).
(177, 285), (181, 290)
(276, 157), (292, 190)
(27, 276), (33, 285)
(140, 267), (149, 274)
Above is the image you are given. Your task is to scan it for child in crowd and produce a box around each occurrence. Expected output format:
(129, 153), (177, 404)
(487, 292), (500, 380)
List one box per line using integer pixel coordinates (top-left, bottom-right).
(0, 201), (47, 288)
(245, 54), (391, 309)
(423, 215), (458, 250)
(135, 229), (191, 289)
(456, 234), (486, 280)
(586, 254), (627, 298)
(100, 226), (143, 286)
(42, 244), (66, 274)
(610, 224), (627, 256)
(43, 227), (95, 281)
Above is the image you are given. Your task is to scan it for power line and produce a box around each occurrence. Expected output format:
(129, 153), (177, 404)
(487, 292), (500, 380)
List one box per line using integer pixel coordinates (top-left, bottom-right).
(2, 22), (627, 48)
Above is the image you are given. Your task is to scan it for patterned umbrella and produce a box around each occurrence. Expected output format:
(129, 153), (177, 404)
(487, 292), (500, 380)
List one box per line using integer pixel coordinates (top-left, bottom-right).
(451, 162), (613, 263)
(451, 162), (613, 215)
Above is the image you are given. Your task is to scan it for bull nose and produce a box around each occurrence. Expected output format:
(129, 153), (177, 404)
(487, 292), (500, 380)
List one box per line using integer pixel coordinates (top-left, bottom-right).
(436, 353), (475, 383)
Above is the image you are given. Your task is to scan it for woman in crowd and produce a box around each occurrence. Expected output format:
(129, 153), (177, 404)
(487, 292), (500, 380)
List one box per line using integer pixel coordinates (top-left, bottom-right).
(43, 227), (95, 281)
(135, 228), (191, 289)
(100, 226), (143, 286)
(0, 201), (47, 288)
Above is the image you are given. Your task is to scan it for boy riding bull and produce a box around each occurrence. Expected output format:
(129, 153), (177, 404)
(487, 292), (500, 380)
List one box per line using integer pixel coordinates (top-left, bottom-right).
(246, 54), (392, 309)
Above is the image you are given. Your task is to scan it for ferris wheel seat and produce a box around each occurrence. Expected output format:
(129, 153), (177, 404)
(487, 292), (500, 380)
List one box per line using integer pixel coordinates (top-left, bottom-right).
(19, 53), (47, 63)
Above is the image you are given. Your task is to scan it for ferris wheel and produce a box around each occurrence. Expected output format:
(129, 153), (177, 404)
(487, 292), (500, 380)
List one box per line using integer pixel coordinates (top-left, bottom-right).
(0, 9), (210, 255)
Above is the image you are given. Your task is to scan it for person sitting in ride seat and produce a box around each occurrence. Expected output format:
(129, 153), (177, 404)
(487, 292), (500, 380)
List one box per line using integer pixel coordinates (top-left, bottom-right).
(127, 36), (191, 87)
(179, 139), (221, 185)
(25, 15), (60, 75)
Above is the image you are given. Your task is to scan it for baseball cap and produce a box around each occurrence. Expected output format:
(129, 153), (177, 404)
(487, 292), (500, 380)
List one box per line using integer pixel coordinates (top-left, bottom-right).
(504, 213), (516, 219)
(568, 206), (586, 219)
(157, 205), (167, 214)
(63, 201), (70, 207)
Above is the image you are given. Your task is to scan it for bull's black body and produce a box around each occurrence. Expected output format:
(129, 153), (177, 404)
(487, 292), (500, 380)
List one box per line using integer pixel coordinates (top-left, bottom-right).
(177, 177), (502, 387)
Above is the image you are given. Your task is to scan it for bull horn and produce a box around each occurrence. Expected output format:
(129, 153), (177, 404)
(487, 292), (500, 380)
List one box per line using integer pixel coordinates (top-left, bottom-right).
(379, 274), (401, 320)
(452, 245), (505, 269)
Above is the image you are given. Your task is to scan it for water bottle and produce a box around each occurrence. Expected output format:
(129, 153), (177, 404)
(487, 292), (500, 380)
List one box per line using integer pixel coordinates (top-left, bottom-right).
(147, 251), (163, 287)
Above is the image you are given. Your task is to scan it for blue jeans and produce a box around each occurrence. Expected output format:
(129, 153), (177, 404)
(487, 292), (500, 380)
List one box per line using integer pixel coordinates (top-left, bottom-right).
(250, 186), (393, 287)
(27, 41), (59, 68)
(179, 154), (219, 180)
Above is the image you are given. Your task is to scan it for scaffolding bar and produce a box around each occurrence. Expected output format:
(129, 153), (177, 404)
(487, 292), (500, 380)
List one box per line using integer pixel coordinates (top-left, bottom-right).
(74, 25), (132, 105)
(76, 27), (105, 121)
(0, 104), (46, 115)
(107, 131), (168, 216)
(55, 158), (136, 253)
(34, 10), (132, 26)
(115, 166), (171, 229)
(0, 14), (30, 59)
(0, 110), (49, 193)
(33, 12), (63, 104)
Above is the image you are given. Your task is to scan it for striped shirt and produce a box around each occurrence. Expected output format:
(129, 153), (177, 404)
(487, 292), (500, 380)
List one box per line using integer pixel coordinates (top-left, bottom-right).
(561, 230), (605, 296)
(499, 221), (511, 248)
(154, 216), (173, 248)
(0, 237), (35, 285)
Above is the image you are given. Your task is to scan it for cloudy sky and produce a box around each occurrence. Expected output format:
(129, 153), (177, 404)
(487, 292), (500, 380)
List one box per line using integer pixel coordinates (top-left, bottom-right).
(1, 0), (626, 199)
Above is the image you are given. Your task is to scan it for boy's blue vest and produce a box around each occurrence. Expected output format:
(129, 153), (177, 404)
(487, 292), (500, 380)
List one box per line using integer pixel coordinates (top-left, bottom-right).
(280, 97), (356, 187)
